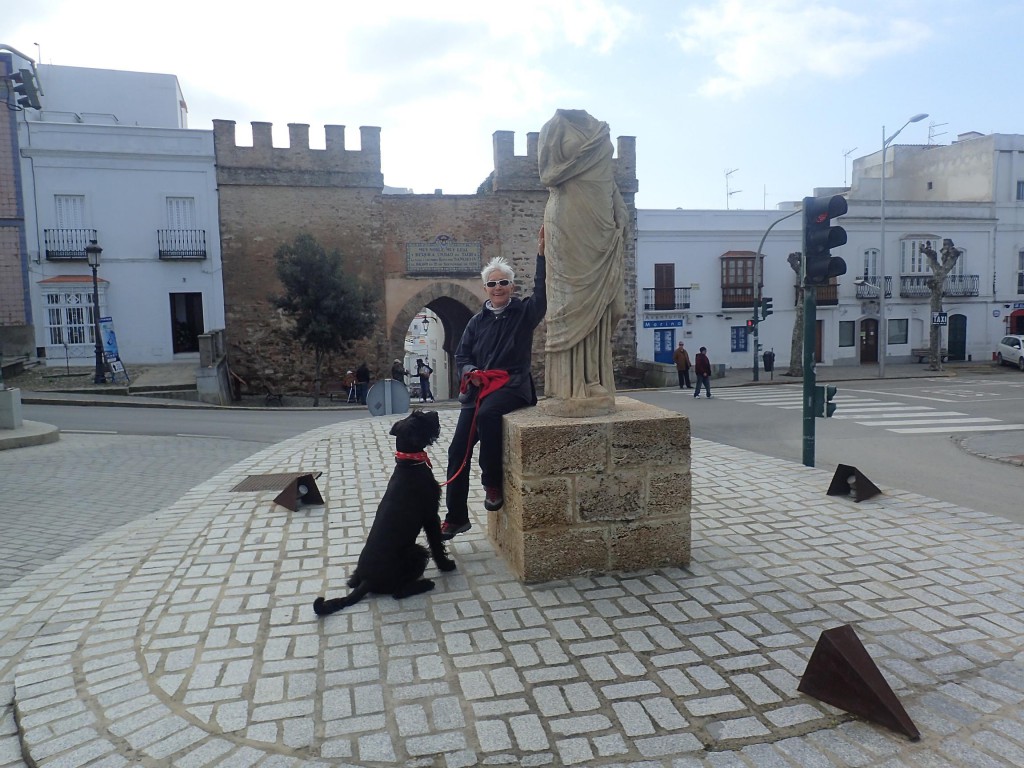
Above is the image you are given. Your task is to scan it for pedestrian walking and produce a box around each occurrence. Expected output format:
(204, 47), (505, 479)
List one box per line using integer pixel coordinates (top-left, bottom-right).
(693, 346), (712, 399)
(416, 358), (435, 403)
(672, 341), (692, 389)
(355, 362), (370, 405)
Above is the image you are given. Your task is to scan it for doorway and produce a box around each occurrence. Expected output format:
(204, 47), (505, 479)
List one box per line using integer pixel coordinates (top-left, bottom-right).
(170, 293), (204, 354)
(948, 314), (967, 361)
(860, 318), (878, 364)
(654, 329), (675, 364)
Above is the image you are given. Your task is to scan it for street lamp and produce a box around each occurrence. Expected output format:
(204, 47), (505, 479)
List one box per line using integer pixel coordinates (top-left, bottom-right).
(85, 239), (105, 385)
(878, 112), (928, 378)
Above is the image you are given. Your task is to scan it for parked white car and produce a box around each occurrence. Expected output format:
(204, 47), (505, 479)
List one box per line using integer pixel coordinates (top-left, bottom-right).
(996, 335), (1024, 370)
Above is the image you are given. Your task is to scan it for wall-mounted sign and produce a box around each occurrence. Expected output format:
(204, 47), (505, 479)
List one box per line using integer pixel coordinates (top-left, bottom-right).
(406, 234), (482, 275)
(643, 319), (684, 328)
(931, 312), (948, 326)
(1015, 302), (1024, 310)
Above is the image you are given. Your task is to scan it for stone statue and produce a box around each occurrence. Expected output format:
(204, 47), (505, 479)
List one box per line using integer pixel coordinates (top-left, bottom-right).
(538, 109), (627, 417)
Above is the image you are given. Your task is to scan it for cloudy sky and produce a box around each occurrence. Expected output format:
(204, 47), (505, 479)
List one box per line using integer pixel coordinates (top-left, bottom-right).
(6, 0), (1022, 210)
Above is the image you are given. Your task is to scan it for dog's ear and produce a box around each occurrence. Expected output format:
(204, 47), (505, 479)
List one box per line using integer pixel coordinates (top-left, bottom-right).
(389, 416), (411, 438)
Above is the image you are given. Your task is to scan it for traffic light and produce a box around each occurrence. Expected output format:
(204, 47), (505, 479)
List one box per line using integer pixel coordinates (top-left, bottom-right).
(760, 296), (774, 321)
(813, 384), (838, 418)
(9, 69), (42, 110)
(802, 195), (848, 286)
(745, 318), (756, 334)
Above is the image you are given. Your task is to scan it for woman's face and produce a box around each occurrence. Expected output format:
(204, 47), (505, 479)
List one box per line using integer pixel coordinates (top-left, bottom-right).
(484, 269), (513, 308)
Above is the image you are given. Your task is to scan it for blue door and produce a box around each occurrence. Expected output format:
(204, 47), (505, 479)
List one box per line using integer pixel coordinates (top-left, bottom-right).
(654, 329), (675, 364)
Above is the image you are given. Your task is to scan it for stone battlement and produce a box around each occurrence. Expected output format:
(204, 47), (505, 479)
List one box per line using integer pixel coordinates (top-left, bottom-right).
(490, 130), (638, 195)
(212, 120), (383, 188)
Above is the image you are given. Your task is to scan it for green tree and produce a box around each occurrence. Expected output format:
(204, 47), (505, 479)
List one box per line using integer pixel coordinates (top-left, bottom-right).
(272, 234), (378, 406)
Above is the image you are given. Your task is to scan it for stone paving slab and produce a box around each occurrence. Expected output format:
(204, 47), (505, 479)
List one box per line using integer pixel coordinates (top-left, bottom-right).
(2, 413), (1024, 766)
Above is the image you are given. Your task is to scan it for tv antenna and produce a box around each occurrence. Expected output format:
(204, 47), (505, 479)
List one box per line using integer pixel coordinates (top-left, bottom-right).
(927, 121), (948, 145)
(725, 168), (741, 209)
(842, 147), (858, 186)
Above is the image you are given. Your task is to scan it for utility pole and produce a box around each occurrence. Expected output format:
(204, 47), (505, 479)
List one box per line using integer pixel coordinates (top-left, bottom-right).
(751, 208), (801, 381)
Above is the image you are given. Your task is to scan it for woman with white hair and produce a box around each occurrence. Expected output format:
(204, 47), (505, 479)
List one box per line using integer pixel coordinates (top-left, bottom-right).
(441, 228), (547, 539)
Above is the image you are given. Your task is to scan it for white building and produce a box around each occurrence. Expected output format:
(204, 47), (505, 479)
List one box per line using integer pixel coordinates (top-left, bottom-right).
(18, 64), (224, 369)
(636, 131), (1024, 374)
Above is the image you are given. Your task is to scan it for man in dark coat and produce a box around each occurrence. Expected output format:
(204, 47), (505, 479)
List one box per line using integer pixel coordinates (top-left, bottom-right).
(693, 346), (712, 399)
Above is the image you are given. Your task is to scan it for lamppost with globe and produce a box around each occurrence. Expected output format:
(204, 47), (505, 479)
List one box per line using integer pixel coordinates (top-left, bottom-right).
(85, 239), (105, 384)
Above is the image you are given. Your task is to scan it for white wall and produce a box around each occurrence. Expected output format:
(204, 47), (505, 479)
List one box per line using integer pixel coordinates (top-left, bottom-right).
(20, 121), (224, 366)
(34, 64), (186, 128)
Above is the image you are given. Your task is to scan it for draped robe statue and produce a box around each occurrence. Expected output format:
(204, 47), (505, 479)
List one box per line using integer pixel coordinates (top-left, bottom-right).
(538, 109), (627, 417)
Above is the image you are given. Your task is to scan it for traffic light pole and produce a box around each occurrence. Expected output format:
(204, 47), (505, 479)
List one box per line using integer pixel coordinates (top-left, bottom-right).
(752, 208), (801, 381)
(802, 283), (817, 467)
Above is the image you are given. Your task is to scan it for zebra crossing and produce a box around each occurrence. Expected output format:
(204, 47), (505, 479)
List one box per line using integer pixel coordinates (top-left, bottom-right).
(702, 384), (1024, 435)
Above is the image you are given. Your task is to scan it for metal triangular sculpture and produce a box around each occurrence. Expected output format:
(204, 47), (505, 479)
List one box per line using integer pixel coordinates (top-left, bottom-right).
(798, 624), (920, 741)
(274, 472), (324, 512)
(826, 463), (882, 502)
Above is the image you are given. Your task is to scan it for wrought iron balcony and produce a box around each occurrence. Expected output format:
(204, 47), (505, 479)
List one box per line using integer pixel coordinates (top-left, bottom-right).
(158, 229), (207, 260)
(855, 275), (892, 300)
(44, 228), (98, 260)
(900, 274), (979, 298)
(642, 287), (691, 311)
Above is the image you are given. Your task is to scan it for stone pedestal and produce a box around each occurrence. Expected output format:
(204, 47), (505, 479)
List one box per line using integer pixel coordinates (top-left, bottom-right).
(0, 388), (24, 430)
(490, 396), (691, 583)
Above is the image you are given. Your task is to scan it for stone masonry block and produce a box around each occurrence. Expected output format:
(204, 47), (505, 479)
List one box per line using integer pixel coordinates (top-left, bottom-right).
(609, 401), (691, 467)
(610, 519), (692, 572)
(576, 471), (645, 522)
(648, 464), (693, 517)
(520, 527), (610, 583)
(505, 415), (607, 477)
(517, 477), (573, 531)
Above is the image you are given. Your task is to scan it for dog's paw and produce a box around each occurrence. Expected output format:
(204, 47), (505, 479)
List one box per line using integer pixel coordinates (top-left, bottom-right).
(313, 597), (328, 616)
(436, 556), (457, 572)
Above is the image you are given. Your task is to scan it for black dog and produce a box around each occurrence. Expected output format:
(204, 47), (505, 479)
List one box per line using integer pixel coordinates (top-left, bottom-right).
(313, 410), (456, 616)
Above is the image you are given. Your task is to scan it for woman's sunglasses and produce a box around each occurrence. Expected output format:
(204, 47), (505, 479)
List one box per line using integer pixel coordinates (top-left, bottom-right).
(485, 279), (511, 288)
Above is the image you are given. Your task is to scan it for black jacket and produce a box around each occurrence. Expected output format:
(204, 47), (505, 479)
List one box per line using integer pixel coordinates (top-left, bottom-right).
(455, 255), (547, 406)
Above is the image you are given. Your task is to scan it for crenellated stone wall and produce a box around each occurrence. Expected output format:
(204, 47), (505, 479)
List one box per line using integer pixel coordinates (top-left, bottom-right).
(213, 120), (638, 397)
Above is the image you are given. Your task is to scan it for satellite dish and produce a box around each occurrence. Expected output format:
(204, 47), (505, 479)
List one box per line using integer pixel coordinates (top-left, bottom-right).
(365, 379), (410, 416)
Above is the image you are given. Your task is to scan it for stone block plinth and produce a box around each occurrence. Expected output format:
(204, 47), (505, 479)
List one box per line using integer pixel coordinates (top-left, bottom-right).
(490, 396), (691, 583)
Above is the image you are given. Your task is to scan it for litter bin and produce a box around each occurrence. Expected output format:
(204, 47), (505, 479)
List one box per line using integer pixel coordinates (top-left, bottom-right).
(762, 350), (775, 373)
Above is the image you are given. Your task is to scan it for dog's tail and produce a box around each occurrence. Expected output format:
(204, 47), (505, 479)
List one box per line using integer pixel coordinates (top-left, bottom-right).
(313, 581), (371, 616)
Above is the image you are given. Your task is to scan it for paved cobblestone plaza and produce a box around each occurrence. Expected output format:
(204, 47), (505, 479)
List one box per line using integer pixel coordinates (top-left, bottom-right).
(2, 410), (1023, 767)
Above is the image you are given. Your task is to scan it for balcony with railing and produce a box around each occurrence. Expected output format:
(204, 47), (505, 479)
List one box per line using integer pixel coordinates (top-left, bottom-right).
(792, 283), (839, 306)
(158, 229), (208, 260)
(44, 228), (98, 260)
(855, 275), (893, 300)
(900, 274), (979, 298)
(642, 286), (691, 311)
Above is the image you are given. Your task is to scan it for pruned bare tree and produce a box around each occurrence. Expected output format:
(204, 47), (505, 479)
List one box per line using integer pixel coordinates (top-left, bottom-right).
(785, 252), (804, 377)
(919, 239), (963, 371)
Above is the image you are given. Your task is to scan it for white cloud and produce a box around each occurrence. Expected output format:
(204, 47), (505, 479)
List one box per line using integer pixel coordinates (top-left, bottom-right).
(672, 0), (933, 98)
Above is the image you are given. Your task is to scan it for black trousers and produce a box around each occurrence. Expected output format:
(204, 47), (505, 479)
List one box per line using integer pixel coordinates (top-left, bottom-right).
(444, 388), (529, 525)
(676, 369), (691, 389)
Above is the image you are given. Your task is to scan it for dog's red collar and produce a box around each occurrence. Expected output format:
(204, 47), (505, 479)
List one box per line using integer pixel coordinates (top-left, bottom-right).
(395, 450), (432, 467)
